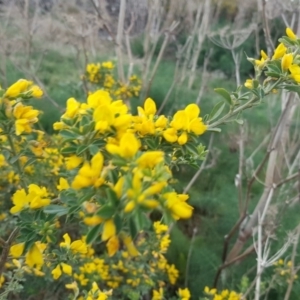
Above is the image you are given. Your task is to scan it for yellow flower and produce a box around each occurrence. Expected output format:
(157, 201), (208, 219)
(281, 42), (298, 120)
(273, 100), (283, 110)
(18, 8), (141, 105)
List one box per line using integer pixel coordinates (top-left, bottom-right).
(102, 61), (114, 69)
(106, 132), (140, 158)
(272, 43), (287, 59)
(87, 281), (111, 300)
(286, 27), (297, 40)
(10, 243), (25, 258)
(84, 215), (103, 226)
(102, 219), (116, 241)
(25, 243), (44, 269)
(121, 234), (139, 257)
(178, 288), (191, 300)
(87, 89), (112, 109)
(65, 281), (78, 291)
(72, 152), (105, 189)
(281, 53), (293, 71)
(106, 235), (120, 257)
(153, 222), (168, 235)
(53, 121), (66, 130)
(62, 98), (81, 119)
(65, 155), (83, 170)
(155, 115), (168, 129)
(29, 85), (43, 98)
(60, 233), (88, 254)
(10, 184), (50, 214)
(138, 98), (157, 117)
(261, 50), (268, 60)
(10, 189), (30, 214)
(57, 177), (69, 191)
(163, 127), (178, 143)
(178, 131), (188, 145)
(289, 64), (300, 82)
(136, 151), (164, 169)
(5, 79), (33, 98)
(0, 275), (4, 288)
(52, 264), (62, 280)
(164, 192), (193, 220)
(244, 79), (253, 89)
(113, 177), (125, 199)
(168, 104), (206, 143)
(61, 263), (72, 276)
(13, 103), (39, 135)
(166, 264), (179, 285)
(152, 287), (164, 300)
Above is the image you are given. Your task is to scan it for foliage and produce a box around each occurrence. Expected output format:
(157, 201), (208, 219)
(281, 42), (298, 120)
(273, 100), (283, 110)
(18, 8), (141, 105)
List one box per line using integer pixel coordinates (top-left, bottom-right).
(0, 27), (300, 300)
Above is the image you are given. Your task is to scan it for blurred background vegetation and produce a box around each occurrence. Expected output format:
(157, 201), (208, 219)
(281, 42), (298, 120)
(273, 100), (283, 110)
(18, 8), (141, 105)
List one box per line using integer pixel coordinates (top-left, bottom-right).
(1, 0), (300, 299)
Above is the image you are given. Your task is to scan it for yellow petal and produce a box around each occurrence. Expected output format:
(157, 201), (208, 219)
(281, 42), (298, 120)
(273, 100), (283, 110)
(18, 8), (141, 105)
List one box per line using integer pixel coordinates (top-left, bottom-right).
(102, 219), (116, 241)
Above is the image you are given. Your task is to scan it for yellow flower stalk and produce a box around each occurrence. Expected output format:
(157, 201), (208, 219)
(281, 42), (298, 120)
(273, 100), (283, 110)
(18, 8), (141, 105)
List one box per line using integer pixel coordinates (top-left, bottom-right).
(281, 53), (293, 71)
(286, 27), (297, 40)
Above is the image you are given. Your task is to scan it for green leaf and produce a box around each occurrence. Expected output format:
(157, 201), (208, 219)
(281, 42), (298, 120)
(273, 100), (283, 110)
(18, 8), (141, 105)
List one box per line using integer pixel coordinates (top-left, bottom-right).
(89, 144), (99, 156)
(207, 127), (221, 133)
(60, 130), (78, 139)
(114, 214), (122, 233)
(93, 139), (106, 147)
(9, 155), (20, 164)
(129, 218), (138, 239)
(97, 205), (115, 219)
(282, 85), (300, 93)
(184, 143), (199, 156)
(278, 37), (296, 47)
(23, 238), (36, 254)
(76, 145), (89, 155)
(133, 211), (151, 232)
(106, 189), (119, 206)
(43, 205), (69, 217)
(23, 157), (36, 169)
(209, 101), (225, 122)
(60, 146), (77, 155)
(68, 205), (81, 215)
(235, 119), (244, 125)
(86, 224), (102, 245)
(214, 88), (233, 105)
(265, 72), (281, 78)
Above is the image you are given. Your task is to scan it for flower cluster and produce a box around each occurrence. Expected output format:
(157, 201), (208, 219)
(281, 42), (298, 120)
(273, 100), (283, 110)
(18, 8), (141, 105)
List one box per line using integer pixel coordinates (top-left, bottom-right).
(0, 76), (207, 299)
(84, 61), (141, 100)
(203, 287), (242, 300)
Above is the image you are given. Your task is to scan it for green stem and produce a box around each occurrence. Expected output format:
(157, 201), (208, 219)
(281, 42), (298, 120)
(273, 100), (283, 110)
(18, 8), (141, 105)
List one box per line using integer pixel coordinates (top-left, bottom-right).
(7, 134), (27, 190)
(209, 96), (257, 129)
